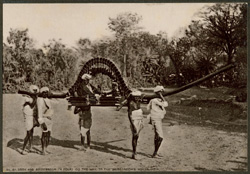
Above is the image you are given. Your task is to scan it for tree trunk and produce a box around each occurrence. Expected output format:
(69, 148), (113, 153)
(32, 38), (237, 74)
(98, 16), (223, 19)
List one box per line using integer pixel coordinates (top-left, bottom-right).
(123, 54), (127, 77)
(169, 55), (182, 86)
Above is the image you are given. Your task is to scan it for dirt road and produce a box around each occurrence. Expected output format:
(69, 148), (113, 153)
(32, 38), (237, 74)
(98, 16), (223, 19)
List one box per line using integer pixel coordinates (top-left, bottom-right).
(3, 94), (247, 172)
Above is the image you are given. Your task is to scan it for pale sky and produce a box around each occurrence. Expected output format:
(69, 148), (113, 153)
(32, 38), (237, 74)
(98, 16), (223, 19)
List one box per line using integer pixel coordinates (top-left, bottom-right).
(3, 3), (211, 48)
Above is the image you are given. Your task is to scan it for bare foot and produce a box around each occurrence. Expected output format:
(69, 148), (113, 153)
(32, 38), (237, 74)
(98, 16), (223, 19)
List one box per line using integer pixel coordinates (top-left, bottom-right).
(27, 148), (36, 153)
(152, 153), (163, 158)
(78, 146), (86, 151)
(151, 152), (157, 158)
(85, 146), (91, 152)
(46, 150), (52, 154)
(20, 150), (28, 155)
(132, 153), (137, 160)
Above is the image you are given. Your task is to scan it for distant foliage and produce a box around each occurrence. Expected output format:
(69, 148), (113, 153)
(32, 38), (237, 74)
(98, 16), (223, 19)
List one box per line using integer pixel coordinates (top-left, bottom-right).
(3, 4), (247, 93)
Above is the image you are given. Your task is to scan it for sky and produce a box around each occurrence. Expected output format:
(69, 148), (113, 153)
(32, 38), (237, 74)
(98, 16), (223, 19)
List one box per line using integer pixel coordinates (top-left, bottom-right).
(3, 3), (211, 48)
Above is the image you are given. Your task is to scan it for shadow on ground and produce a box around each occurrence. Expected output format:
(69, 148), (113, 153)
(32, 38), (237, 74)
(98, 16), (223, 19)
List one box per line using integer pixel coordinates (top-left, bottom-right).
(7, 136), (149, 158)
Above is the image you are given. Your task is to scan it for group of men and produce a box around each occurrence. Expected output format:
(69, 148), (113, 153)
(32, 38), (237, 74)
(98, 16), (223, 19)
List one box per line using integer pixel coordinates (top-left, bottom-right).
(21, 73), (169, 160)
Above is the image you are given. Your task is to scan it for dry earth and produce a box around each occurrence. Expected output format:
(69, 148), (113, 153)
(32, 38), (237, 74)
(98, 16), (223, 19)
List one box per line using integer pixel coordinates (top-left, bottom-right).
(2, 93), (247, 172)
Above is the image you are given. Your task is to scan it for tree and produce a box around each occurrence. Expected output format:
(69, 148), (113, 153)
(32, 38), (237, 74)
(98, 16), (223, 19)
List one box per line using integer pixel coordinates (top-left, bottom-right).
(3, 43), (18, 84)
(186, 21), (218, 84)
(108, 12), (143, 77)
(138, 32), (171, 86)
(6, 28), (35, 82)
(200, 3), (247, 64)
(75, 38), (92, 59)
(166, 37), (191, 86)
(43, 39), (66, 84)
(63, 48), (78, 88)
(108, 12), (142, 38)
(43, 39), (78, 89)
(186, 3), (247, 86)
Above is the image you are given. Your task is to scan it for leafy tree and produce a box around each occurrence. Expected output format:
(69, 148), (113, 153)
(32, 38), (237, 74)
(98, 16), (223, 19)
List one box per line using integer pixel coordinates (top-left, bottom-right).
(200, 3), (247, 64)
(5, 28), (35, 82)
(167, 37), (191, 86)
(108, 12), (143, 77)
(43, 39), (78, 89)
(186, 21), (218, 83)
(43, 39), (66, 84)
(3, 43), (16, 84)
(186, 3), (247, 87)
(76, 38), (92, 60)
(63, 48), (78, 88)
(108, 12), (142, 37)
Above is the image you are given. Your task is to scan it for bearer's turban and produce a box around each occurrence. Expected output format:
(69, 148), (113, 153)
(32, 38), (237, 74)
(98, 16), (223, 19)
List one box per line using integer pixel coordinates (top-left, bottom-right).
(40, 87), (50, 93)
(29, 85), (39, 93)
(131, 91), (142, 96)
(154, 86), (164, 93)
(81, 74), (92, 80)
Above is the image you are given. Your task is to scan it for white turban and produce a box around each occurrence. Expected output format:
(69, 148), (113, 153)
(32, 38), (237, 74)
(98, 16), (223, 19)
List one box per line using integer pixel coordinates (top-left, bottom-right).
(81, 74), (92, 80)
(40, 87), (49, 93)
(29, 85), (39, 93)
(154, 85), (164, 93)
(131, 91), (142, 96)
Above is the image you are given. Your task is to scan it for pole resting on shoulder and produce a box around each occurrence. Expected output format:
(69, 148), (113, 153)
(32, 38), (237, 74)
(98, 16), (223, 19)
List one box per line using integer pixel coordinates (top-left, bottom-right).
(18, 90), (68, 99)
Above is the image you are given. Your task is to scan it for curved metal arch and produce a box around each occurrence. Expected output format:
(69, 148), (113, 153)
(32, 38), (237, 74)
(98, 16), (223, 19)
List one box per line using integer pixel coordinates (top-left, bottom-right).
(69, 57), (131, 96)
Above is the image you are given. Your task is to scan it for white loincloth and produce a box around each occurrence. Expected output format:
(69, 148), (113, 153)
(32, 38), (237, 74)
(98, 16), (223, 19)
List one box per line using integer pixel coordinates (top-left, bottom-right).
(80, 126), (89, 137)
(131, 109), (144, 134)
(24, 114), (33, 131)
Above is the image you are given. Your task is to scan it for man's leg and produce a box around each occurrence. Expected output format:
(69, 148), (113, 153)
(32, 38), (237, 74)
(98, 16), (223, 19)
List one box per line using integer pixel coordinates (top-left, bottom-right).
(47, 131), (51, 145)
(132, 134), (139, 159)
(84, 116), (91, 151)
(81, 135), (85, 145)
(152, 126), (163, 158)
(79, 125), (87, 151)
(155, 122), (164, 157)
(156, 136), (163, 154)
(79, 115), (86, 151)
(41, 132), (46, 155)
(28, 129), (34, 151)
(47, 119), (52, 146)
(86, 130), (91, 150)
(45, 132), (49, 147)
(42, 131), (51, 154)
(44, 132), (51, 154)
(131, 119), (140, 159)
(152, 128), (158, 158)
(21, 131), (30, 155)
(152, 134), (163, 158)
(79, 134), (86, 151)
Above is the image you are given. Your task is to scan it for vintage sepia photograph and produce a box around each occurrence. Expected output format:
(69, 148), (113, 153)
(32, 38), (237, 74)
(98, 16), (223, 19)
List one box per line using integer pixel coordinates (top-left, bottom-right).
(2, 2), (247, 172)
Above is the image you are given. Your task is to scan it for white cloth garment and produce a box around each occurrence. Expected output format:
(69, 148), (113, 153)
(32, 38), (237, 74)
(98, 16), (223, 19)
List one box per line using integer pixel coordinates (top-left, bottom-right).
(147, 98), (168, 120)
(22, 95), (34, 116)
(131, 109), (143, 120)
(147, 98), (168, 138)
(130, 109), (144, 134)
(37, 97), (54, 132)
(22, 95), (34, 131)
(80, 126), (89, 137)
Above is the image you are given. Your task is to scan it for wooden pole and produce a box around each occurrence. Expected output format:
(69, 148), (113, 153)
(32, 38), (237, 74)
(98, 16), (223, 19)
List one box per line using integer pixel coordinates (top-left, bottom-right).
(143, 63), (235, 100)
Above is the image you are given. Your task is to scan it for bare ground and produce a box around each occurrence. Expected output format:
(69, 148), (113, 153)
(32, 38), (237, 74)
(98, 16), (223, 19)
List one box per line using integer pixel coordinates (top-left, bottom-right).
(2, 90), (248, 172)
